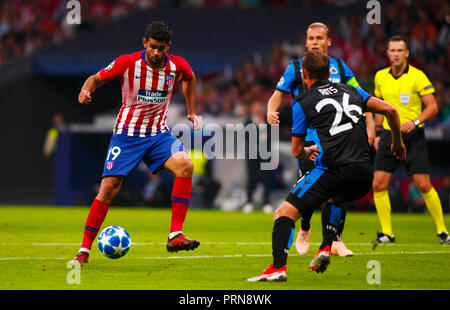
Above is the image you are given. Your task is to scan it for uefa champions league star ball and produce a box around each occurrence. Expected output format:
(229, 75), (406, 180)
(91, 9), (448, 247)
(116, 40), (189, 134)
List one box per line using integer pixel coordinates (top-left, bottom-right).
(97, 226), (131, 259)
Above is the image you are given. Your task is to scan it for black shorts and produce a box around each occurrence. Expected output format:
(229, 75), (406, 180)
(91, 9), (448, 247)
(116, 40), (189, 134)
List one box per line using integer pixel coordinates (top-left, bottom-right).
(374, 128), (429, 176)
(286, 163), (373, 215)
(298, 158), (315, 177)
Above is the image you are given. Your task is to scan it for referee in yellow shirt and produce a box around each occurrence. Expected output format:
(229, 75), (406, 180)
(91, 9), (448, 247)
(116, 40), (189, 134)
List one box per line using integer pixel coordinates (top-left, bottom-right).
(372, 35), (449, 245)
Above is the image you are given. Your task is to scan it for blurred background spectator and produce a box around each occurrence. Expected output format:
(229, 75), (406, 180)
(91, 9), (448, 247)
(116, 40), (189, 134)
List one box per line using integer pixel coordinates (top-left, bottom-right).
(43, 112), (65, 159)
(1, 0), (448, 129)
(0, 0), (448, 209)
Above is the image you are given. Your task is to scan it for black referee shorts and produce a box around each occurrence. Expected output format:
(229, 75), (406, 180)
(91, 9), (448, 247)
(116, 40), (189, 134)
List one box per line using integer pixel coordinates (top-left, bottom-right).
(374, 128), (430, 176)
(286, 163), (373, 215)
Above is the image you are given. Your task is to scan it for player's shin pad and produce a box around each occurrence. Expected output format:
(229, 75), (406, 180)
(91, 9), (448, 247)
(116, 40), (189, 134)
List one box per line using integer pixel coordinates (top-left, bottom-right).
(320, 203), (339, 249)
(272, 217), (295, 269)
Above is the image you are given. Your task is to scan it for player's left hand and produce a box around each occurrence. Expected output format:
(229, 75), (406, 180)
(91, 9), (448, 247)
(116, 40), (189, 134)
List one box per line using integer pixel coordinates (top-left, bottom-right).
(188, 114), (202, 130)
(401, 121), (415, 134)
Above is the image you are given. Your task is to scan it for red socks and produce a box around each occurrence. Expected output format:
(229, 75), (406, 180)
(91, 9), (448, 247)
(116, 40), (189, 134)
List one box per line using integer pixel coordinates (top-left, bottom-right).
(170, 177), (192, 233)
(80, 177), (191, 250)
(81, 198), (110, 251)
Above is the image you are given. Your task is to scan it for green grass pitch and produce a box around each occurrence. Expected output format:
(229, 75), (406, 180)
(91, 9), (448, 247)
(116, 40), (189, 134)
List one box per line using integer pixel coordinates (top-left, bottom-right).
(0, 206), (449, 290)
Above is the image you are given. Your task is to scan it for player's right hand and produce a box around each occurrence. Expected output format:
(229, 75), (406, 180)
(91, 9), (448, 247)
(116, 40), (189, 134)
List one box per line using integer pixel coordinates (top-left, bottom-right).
(391, 141), (406, 161)
(305, 144), (320, 161)
(267, 111), (280, 125)
(188, 114), (202, 130)
(78, 89), (92, 105)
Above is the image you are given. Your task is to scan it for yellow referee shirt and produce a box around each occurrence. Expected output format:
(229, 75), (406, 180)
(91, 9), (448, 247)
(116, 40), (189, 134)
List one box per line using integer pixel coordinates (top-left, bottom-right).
(374, 64), (435, 130)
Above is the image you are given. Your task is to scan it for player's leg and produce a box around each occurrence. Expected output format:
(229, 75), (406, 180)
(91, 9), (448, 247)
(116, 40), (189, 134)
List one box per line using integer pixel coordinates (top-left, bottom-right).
(335, 203), (346, 238)
(326, 202), (354, 257)
(295, 208), (313, 255)
(407, 129), (449, 244)
(319, 201), (352, 257)
(272, 202), (301, 268)
(323, 164), (371, 258)
(72, 134), (147, 263)
(319, 202), (340, 252)
(247, 201), (299, 282)
(293, 167), (334, 273)
(295, 159), (314, 254)
(144, 131), (199, 252)
(163, 151), (200, 252)
(413, 173), (449, 244)
(72, 176), (125, 263)
(372, 130), (398, 242)
(372, 170), (395, 242)
(248, 166), (330, 281)
(77, 176), (124, 255)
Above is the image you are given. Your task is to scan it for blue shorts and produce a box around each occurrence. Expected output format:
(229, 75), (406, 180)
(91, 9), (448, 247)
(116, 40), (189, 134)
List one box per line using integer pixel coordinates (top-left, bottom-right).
(102, 131), (185, 177)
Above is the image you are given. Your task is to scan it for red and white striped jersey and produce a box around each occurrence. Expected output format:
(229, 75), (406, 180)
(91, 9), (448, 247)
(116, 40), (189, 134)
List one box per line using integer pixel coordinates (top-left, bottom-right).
(99, 51), (193, 137)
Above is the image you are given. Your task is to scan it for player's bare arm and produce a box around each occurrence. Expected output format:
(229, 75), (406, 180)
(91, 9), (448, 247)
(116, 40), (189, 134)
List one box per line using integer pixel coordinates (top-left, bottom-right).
(365, 112), (375, 146)
(374, 112), (384, 151)
(267, 90), (284, 125)
(78, 72), (105, 105)
(401, 93), (439, 134)
(366, 97), (406, 160)
(182, 72), (201, 130)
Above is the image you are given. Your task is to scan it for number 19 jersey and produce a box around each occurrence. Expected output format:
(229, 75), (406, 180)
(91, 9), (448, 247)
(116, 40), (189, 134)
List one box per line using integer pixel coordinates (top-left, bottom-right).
(292, 80), (372, 168)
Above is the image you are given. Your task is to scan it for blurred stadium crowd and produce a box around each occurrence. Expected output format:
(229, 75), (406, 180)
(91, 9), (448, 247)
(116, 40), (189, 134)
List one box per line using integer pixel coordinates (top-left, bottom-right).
(1, 0), (448, 211)
(1, 0), (448, 134)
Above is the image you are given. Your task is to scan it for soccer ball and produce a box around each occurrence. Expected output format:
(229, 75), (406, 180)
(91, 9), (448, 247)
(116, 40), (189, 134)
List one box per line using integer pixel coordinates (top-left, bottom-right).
(97, 225), (131, 259)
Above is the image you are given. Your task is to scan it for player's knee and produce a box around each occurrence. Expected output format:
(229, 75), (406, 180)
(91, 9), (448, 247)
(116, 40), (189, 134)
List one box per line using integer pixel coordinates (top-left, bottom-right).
(274, 206), (283, 220)
(415, 180), (432, 194)
(98, 177), (123, 202)
(176, 158), (194, 177)
(372, 176), (388, 192)
(274, 202), (300, 221)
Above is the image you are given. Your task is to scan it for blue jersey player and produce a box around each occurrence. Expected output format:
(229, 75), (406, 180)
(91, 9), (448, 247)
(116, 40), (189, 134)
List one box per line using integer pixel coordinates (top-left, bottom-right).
(248, 51), (405, 280)
(267, 22), (375, 257)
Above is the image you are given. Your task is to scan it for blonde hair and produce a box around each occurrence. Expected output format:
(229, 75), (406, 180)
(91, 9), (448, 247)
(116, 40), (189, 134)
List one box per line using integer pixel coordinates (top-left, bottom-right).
(306, 22), (330, 38)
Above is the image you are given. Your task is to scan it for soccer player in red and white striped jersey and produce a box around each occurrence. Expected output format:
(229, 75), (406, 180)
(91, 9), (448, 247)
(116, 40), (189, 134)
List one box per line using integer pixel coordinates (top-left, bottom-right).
(72, 21), (201, 264)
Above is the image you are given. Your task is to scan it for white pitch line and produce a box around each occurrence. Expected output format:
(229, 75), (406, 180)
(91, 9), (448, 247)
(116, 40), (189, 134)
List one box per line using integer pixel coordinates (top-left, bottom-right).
(353, 250), (450, 256)
(0, 250), (448, 261)
(0, 242), (442, 246)
(143, 251), (450, 259)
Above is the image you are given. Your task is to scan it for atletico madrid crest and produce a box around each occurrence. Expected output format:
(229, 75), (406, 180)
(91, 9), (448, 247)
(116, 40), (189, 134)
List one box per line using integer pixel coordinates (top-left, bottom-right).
(106, 161), (114, 170)
(166, 74), (175, 88)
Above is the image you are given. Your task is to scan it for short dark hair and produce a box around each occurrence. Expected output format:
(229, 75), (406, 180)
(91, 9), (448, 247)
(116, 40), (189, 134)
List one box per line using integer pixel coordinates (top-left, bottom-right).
(302, 50), (330, 80)
(144, 21), (172, 43)
(388, 35), (408, 48)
